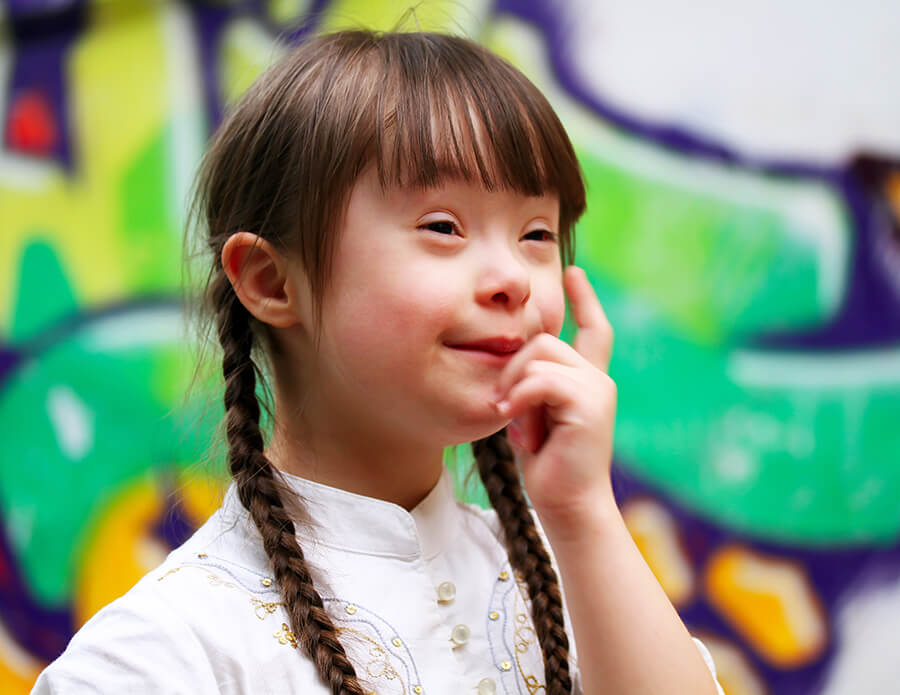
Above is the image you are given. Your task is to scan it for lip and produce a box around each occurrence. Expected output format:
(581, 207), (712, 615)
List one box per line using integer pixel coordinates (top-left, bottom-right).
(446, 336), (524, 363)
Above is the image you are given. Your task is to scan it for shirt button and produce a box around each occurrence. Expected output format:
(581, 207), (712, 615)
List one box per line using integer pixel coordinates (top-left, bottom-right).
(437, 581), (456, 603)
(450, 623), (471, 646)
(477, 678), (497, 695)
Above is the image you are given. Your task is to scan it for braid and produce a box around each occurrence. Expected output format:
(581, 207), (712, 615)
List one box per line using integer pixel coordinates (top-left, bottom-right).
(214, 275), (365, 695)
(473, 430), (573, 695)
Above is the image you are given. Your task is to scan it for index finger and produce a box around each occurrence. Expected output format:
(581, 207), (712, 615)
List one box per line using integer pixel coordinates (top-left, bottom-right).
(564, 265), (613, 371)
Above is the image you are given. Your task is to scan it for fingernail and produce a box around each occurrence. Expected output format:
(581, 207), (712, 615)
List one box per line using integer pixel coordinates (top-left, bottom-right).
(495, 399), (510, 416)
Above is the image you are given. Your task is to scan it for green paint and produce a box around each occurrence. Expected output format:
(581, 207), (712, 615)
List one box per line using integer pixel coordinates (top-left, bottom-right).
(575, 151), (826, 346)
(0, 303), (220, 603)
(119, 127), (181, 294)
(10, 241), (78, 342)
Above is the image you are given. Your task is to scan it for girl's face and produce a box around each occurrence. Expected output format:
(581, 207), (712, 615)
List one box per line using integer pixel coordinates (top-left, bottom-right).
(299, 165), (565, 447)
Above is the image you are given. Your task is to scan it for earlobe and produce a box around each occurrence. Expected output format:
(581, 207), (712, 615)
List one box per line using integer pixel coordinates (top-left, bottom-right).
(221, 232), (300, 328)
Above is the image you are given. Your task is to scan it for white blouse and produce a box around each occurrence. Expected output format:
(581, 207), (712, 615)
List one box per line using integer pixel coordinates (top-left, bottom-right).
(33, 468), (723, 694)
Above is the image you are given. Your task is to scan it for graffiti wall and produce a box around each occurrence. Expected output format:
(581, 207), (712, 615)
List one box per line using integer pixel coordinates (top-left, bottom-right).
(2, 1), (899, 693)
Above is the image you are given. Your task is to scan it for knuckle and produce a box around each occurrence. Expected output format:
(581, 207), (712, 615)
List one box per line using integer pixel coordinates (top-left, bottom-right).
(524, 361), (542, 378)
(602, 373), (618, 397)
(535, 332), (556, 350)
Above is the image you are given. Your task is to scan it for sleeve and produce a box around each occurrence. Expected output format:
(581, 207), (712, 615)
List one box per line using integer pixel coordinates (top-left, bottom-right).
(569, 638), (725, 695)
(692, 637), (727, 695)
(30, 586), (221, 695)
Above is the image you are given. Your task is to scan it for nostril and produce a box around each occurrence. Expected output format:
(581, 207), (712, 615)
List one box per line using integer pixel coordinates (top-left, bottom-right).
(491, 292), (509, 304)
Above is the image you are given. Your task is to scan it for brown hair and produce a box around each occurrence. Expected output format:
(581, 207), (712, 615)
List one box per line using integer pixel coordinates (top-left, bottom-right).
(191, 30), (585, 694)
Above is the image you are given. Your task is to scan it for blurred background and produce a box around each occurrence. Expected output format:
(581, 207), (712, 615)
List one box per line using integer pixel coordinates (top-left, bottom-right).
(2, 0), (900, 693)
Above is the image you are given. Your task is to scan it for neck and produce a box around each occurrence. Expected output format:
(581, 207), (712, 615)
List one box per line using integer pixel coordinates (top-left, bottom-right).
(266, 402), (445, 511)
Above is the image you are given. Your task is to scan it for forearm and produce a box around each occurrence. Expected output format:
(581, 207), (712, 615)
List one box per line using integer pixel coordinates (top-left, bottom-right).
(541, 497), (719, 695)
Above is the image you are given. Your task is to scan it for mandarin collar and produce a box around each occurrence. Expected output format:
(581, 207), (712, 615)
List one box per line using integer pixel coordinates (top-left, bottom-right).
(223, 467), (459, 560)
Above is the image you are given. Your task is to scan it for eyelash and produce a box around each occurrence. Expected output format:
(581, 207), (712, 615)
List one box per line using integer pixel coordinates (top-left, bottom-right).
(420, 221), (558, 243)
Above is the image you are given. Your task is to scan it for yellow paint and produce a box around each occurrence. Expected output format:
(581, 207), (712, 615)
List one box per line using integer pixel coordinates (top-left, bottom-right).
(705, 546), (827, 667)
(177, 471), (226, 526)
(73, 476), (164, 627)
(320, 0), (475, 34)
(694, 633), (769, 695)
(73, 472), (225, 627)
(623, 499), (695, 606)
(0, 620), (44, 695)
(885, 172), (900, 223)
(0, 1), (171, 332)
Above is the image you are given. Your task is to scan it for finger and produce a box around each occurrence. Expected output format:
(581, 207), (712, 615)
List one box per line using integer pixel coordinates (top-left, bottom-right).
(494, 334), (583, 402)
(564, 266), (613, 371)
(496, 359), (574, 413)
(507, 408), (545, 454)
(499, 371), (581, 423)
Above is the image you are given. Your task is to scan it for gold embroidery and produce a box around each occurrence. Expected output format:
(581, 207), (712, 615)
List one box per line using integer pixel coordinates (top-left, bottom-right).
(157, 564), (284, 621)
(251, 598), (282, 620)
(338, 626), (407, 694)
(274, 623), (298, 649)
(275, 619), (410, 695)
(513, 572), (546, 694)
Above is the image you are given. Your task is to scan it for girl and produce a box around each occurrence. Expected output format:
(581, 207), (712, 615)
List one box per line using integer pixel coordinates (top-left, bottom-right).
(33, 31), (724, 695)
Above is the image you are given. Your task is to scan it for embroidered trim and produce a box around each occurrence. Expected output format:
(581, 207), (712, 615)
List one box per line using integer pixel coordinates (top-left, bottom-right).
(156, 565), (422, 692)
(274, 623), (298, 649)
(487, 562), (547, 694)
(340, 626), (407, 693)
(156, 564), (284, 620)
(324, 598), (423, 693)
(513, 572), (545, 695)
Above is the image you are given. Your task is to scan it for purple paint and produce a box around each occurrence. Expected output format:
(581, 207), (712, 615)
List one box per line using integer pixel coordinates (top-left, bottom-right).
(3, 0), (86, 168)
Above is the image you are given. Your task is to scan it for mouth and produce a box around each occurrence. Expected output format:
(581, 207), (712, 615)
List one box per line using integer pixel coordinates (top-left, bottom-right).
(445, 336), (524, 362)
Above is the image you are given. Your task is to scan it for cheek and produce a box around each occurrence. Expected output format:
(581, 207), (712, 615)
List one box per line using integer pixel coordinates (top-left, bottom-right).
(330, 267), (457, 361)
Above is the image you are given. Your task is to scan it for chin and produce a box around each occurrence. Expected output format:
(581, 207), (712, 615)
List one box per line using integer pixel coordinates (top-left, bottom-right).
(443, 409), (509, 447)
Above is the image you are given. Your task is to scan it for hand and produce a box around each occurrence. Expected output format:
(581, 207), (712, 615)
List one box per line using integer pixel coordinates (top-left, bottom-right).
(494, 265), (617, 533)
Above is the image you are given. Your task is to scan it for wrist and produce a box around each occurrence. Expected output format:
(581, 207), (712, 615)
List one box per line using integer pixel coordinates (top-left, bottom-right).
(534, 485), (622, 548)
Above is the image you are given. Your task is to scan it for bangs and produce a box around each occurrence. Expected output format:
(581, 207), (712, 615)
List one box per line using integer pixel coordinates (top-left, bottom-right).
(367, 34), (585, 258)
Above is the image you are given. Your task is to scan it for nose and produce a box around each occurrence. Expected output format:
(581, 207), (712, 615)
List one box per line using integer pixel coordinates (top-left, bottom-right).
(475, 249), (531, 309)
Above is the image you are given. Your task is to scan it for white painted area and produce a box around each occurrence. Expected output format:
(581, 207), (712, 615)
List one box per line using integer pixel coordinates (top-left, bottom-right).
(488, 19), (849, 315)
(710, 444), (757, 484)
(162, 2), (208, 232)
(729, 347), (900, 389)
(6, 504), (34, 556)
(563, 0), (900, 162)
(46, 384), (94, 461)
(83, 306), (183, 351)
(819, 574), (900, 693)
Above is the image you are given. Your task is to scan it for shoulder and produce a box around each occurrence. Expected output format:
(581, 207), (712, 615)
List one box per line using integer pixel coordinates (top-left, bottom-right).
(32, 573), (221, 694)
(32, 493), (284, 695)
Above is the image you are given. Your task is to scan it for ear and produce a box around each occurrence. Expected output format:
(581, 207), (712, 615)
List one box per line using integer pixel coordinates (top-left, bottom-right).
(221, 232), (303, 328)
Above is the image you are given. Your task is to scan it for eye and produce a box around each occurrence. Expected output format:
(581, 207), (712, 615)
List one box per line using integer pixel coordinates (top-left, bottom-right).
(421, 220), (460, 236)
(522, 229), (558, 243)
